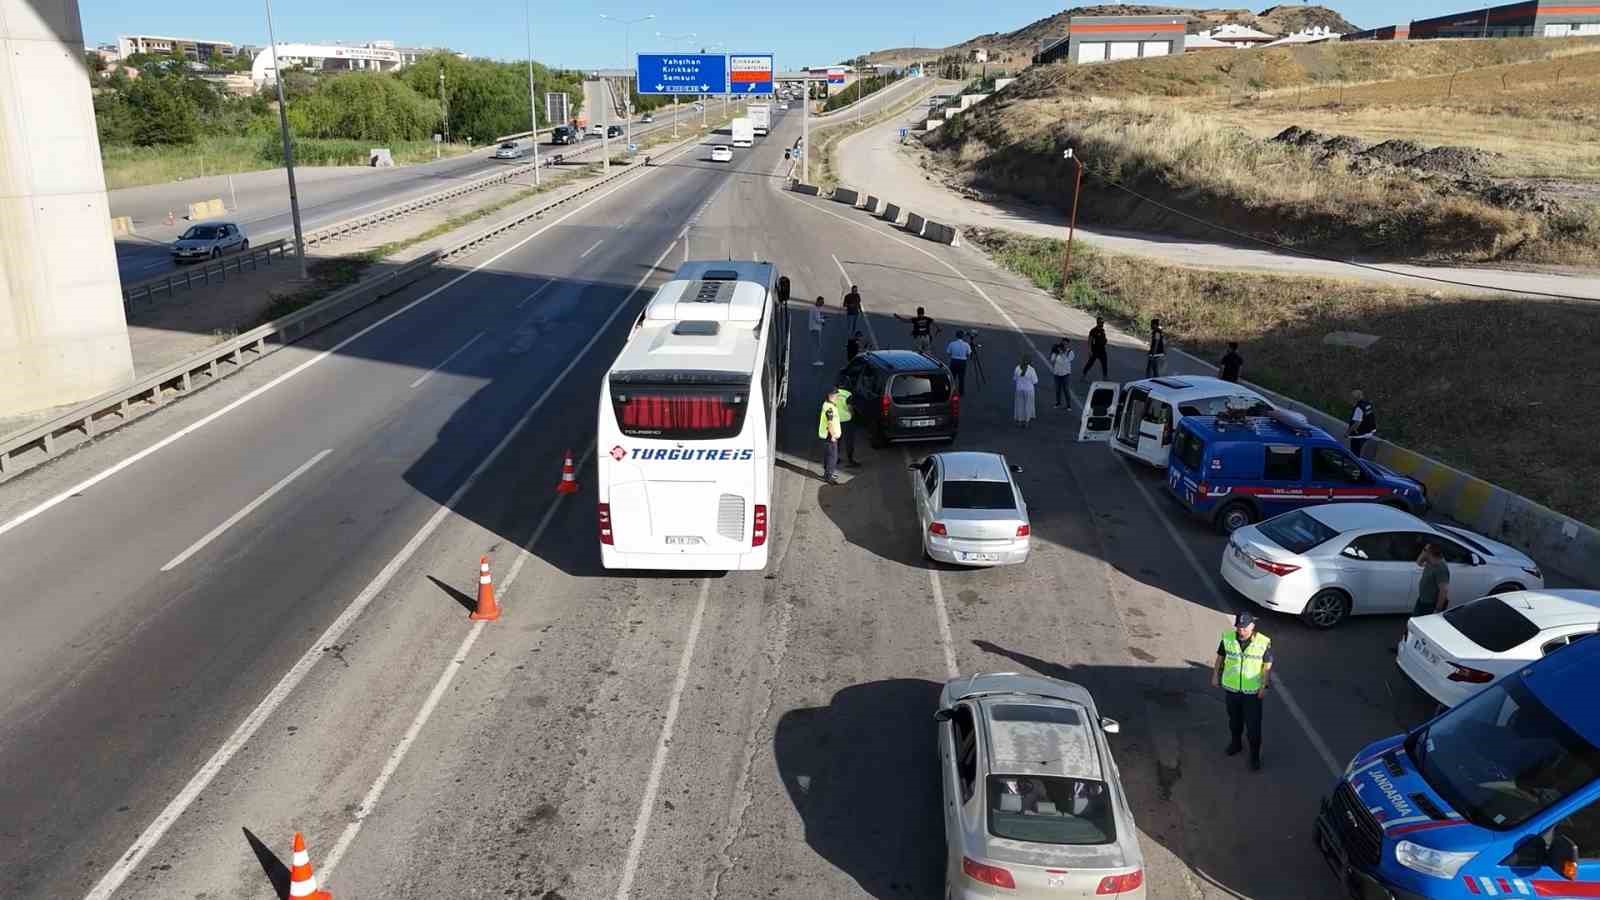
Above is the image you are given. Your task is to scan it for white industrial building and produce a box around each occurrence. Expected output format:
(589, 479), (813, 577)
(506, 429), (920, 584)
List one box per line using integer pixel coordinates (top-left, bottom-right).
(250, 40), (453, 86)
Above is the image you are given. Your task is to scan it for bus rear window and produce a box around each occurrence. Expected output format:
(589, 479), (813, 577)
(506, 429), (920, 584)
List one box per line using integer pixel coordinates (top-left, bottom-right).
(612, 387), (748, 440)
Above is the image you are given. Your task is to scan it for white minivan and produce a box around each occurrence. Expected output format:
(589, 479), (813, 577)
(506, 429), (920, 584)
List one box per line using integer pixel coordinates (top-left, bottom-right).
(1108, 375), (1274, 468)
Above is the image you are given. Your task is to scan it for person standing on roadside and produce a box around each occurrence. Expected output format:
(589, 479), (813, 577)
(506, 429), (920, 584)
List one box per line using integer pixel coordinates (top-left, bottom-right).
(1414, 542), (1451, 617)
(1212, 611), (1272, 772)
(809, 296), (827, 367)
(894, 307), (938, 353)
(1082, 317), (1109, 380)
(1012, 354), (1039, 428)
(1048, 339), (1076, 410)
(1146, 318), (1166, 378)
(833, 379), (861, 468)
(818, 387), (842, 484)
(945, 330), (973, 395)
(1347, 389), (1377, 458)
(1219, 341), (1244, 383)
(843, 284), (863, 335)
(846, 330), (864, 362)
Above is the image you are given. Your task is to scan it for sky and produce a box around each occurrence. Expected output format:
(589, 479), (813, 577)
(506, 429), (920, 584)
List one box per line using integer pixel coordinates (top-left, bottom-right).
(80, 1), (1449, 68)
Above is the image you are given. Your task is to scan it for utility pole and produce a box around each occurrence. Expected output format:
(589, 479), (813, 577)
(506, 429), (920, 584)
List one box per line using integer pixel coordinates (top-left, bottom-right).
(801, 76), (810, 182)
(1060, 148), (1084, 290)
(439, 69), (449, 145)
(524, 0), (541, 184)
(262, 0), (307, 279)
(601, 12), (654, 154)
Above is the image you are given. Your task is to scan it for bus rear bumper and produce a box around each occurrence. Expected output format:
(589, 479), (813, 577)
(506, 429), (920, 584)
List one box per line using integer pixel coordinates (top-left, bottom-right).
(602, 545), (769, 571)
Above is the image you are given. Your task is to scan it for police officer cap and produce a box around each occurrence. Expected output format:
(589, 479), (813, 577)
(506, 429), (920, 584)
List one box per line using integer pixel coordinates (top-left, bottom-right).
(1233, 611), (1256, 628)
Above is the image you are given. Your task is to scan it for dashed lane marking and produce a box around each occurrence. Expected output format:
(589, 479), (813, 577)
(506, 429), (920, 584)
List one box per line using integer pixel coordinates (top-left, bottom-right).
(159, 449), (332, 572)
(408, 331), (485, 389)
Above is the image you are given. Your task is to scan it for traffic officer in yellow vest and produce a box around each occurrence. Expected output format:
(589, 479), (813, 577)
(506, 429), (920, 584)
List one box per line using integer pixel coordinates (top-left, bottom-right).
(818, 388), (843, 485)
(832, 380), (860, 468)
(1211, 611), (1273, 771)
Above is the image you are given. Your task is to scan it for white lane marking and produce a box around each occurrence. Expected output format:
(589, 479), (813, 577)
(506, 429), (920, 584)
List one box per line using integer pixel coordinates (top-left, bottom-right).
(515, 279), (556, 309)
(81, 237), (683, 900)
(614, 577), (712, 900)
(320, 442), (597, 881)
(2, 135), (702, 545)
(789, 191), (1345, 779)
(902, 449), (959, 679)
(580, 239), (605, 258)
(409, 331), (485, 389)
(158, 450), (332, 572)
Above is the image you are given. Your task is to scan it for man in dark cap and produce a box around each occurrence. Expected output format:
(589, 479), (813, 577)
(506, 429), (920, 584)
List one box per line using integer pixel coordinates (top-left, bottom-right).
(1211, 611), (1273, 771)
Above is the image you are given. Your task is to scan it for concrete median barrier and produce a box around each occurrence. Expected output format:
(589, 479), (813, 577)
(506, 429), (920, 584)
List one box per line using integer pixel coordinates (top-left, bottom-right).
(904, 212), (927, 237)
(791, 183), (821, 196)
(881, 202), (901, 225)
(923, 221), (960, 246)
(832, 187), (860, 206)
(863, 195), (880, 214)
(187, 198), (226, 220)
(109, 215), (134, 236)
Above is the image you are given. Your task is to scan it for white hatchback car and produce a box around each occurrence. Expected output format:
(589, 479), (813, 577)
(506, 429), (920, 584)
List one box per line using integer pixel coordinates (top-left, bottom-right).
(1102, 375), (1273, 468)
(1221, 503), (1544, 628)
(710, 145), (733, 162)
(912, 452), (1030, 567)
(1398, 590), (1600, 707)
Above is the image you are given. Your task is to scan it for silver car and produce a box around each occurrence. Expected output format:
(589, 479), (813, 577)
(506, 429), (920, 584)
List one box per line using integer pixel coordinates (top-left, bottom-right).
(493, 141), (525, 159)
(171, 221), (247, 262)
(937, 673), (1146, 899)
(913, 452), (1030, 567)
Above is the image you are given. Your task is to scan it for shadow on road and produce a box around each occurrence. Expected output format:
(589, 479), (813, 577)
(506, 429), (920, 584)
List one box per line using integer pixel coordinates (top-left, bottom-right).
(242, 826), (291, 899)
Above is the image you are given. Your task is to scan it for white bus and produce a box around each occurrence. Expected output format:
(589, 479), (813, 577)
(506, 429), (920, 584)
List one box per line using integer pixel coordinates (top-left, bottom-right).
(597, 261), (791, 570)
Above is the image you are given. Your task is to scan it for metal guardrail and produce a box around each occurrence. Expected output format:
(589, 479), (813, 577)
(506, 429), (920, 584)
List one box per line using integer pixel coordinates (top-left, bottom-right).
(121, 240), (290, 309)
(2, 130), (698, 482)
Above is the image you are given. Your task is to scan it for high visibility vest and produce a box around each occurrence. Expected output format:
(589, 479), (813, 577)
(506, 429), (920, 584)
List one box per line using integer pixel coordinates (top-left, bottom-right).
(1220, 630), (1271, 693)
(832, 388), (853, 423)
(818, 403), (838, 440)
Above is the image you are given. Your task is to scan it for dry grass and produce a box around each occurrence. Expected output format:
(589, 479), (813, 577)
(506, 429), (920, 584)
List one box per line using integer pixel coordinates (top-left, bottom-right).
(101, 136), (471, 190)
(809, 84), (944, 190)
(967, 225), (1600, 526)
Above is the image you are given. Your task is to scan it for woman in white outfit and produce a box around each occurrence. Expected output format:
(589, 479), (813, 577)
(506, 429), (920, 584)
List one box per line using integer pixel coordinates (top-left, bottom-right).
(1012, 354), (1039, 428)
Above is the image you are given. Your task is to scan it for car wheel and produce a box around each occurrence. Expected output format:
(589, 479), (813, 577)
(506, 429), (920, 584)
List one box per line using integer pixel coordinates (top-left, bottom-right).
(1488, 582), (1523, 595)
(1216, 501), (1255, 534)
(240, 239), (249, 252)
(1300, 589), (1351, 629)
(211, 247), (222, 259)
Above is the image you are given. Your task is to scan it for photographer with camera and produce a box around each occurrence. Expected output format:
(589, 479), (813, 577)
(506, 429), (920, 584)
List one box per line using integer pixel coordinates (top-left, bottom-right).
(1048, 339), (1077, 411)
(945, 330), (973, 394)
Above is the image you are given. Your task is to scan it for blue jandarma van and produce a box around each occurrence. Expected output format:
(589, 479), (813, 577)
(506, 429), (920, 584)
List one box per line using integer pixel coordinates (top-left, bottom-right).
(1316, 630), (1600, 899)
(1166, 413), (1427, 533)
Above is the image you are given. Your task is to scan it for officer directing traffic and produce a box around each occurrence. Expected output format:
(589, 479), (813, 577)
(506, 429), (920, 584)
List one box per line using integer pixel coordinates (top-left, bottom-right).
(1212, 611), (1273, 771)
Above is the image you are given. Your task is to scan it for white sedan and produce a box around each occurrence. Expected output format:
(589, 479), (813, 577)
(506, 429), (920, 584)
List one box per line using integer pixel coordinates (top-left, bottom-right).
(1399, 590), (1600, 707)
(1220, 503), (1543, 628)
(913, 452), (1030, 567)
(710, 145), (733, 162)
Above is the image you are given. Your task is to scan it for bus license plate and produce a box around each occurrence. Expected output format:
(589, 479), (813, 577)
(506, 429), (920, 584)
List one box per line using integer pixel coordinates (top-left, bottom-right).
(903, 418), (936, 427)
(665, 535), (703, 546)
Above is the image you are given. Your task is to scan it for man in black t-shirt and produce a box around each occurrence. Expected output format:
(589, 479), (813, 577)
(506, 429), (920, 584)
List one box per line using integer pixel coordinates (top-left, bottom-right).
(843, 285), (863, 334)
(894, 306), (938, 353)
(1082, 317), (1109, 379)
(1219, 342), (1243, 383)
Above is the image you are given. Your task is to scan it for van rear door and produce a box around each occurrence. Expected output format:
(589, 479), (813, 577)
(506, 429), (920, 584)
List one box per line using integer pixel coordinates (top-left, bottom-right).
(1078, 382), (1120, 442)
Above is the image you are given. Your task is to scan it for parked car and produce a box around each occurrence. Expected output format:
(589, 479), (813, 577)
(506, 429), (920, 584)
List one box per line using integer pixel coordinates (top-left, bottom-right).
(1167, 412), (1427, 534)
(171, 221), (247, 262)
(936, 672), (1145, 899)
(1398, 589), (1600, 707)
(837, 350), (959, 446)
(493, 141), (524, 159)
(912, 452), (1030, 567)
(1102, 375), (1273, 469)
(1220, 503), (1543, 628)
(710, 145), (733, 162)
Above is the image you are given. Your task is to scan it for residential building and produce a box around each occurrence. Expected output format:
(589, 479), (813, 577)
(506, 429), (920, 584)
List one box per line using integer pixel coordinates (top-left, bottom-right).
(116, 34), (238, 62)
(250, 41), (453, 86)
(1408, 0), (1600, 38)
(1261, 26), (1345, 47)
(1340, 24), (1411, 40)
(1196, 23), (1277, 47)
(1038, 16), (1188, 64)
(969, 48), (989, 63)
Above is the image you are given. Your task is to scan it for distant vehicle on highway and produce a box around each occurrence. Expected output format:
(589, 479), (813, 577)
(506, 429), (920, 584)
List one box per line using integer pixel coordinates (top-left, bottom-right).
(550, 125), (580, 145)
(641, 112), (655, 123)
(730, 117), (754, 148)
(171, 221), (247, 263)
(606, 124), (624, 138)
(936, 672), (1146, 898)
(710, 145), (733, 163)
(912, 452), (1031, 567)
(778, 102), (789, 110)
(589, 122), (607, 137)
(493, 141), (524, 160)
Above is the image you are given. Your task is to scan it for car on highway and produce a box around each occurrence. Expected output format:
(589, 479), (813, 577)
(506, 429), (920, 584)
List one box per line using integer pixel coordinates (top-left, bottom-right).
(493, 141), (524, 160)
(837, 350), (959, 446)
(550, 125), (580, 145)
(1103, 375), (1273, 469)
(778, 102), (789, 110)
(912, 452), (1030, 567)
(710, 145), (733, 162)
(1398, 589), (1600, 707)
(170, 221), (247, 262)
(589, 123), (606, 137)
(606, 124), (624, 138)
(936, 672), (1145, 899)
(641, 113), (655, 123)
(1221, 503), (1544, 628)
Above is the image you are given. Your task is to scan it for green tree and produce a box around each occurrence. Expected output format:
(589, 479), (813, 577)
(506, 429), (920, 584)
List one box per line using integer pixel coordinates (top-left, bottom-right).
(123, 76), (199, 145)
(297, 71), (440, 142)
(399, 53), (585, 141)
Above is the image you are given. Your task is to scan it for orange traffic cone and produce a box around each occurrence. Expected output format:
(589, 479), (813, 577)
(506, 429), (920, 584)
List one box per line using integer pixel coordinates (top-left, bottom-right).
(555, 449), (579, 495)
(470, 555), (500, 621)
(287, 831), (332, 899)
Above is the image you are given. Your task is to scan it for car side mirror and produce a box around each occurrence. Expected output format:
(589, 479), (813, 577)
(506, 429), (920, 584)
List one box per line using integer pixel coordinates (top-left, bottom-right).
(932, 708), (953, 723)
(1551, 834), (1579, 880)
(1010, 465), (1024, 474)
(1471, 553), (1485, 567)
(1100, 716), (1120, 734)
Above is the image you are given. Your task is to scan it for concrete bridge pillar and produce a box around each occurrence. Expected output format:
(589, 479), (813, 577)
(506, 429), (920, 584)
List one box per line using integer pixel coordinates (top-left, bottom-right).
(0, 0), (134, 417)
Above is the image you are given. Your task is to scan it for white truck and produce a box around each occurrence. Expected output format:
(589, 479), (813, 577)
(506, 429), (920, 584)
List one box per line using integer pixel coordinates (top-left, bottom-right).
(730, 117), (754, 148)
(748, 104), (771, 137)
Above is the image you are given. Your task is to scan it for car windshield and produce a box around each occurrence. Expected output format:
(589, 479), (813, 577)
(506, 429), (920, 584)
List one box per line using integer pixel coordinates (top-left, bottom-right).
(499, 143), (517, 149)
(1409, 673), (1600, 830)
(1256, 510), (1338, 554)
(1443, 597), (1540, 653)
(941, 481), (1015, 511)
(181, 226), (221, 240)
(987, 775), (1116, 845)
(1436, 524), (1493, 556)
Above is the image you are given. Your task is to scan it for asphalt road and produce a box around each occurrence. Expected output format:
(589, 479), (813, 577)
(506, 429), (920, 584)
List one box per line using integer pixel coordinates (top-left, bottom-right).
(0, 102), (1439, 899)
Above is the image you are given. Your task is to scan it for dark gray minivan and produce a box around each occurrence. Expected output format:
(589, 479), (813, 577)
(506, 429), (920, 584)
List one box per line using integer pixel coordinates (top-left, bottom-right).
(838, 350), (960, 446)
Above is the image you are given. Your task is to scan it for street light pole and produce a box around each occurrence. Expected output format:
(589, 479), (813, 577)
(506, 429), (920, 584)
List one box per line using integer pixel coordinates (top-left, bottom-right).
(601, 12), (655, 154)
(524, 0), (540, 184)
(802, 76), (810, 182)
(657, 31), (697, 140)
(262, 0), (307, 279)
(1060, 148), (1084, 291)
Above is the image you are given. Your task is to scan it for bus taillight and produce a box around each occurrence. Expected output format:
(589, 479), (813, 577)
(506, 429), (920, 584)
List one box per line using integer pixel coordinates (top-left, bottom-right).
(752, 504), (768, 546)
(598, 503), (614, 545)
